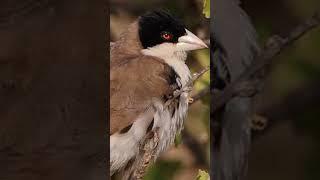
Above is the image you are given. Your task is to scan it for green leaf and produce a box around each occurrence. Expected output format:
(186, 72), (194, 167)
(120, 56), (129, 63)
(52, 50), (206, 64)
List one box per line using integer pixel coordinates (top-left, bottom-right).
(196, 169), (210, 180)
(203, 0), (210, 18)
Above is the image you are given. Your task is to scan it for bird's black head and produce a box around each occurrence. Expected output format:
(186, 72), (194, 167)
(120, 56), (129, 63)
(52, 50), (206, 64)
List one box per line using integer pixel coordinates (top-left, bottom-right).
(138, 10), (187, 49)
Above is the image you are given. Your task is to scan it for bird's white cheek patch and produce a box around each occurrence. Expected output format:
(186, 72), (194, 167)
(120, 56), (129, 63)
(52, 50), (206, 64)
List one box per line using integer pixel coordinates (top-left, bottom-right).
(141, 43), (191, 87)
(141, 43), (176, 58)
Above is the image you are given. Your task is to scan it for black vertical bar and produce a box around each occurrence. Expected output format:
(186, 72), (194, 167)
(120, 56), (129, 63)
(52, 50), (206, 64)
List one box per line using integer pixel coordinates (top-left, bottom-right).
(0, 0), (108, 179)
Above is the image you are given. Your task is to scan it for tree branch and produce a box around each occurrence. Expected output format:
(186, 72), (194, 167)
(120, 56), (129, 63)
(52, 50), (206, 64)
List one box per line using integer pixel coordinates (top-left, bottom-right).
(190, 86), (210, 104)
(192, 66), (210, 82)
(212, 11), (320, 113)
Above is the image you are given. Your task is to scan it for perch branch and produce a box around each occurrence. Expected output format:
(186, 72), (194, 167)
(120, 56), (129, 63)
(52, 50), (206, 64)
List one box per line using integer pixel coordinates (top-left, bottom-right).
(212, 11), (320, 113)
(192, 66), (210, 82)
(190, 86), (210, 104)
(164, 66), (209, 107)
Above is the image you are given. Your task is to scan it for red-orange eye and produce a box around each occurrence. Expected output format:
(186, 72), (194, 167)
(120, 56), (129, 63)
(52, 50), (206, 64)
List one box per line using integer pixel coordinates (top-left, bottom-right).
(161, 32), (172, 40)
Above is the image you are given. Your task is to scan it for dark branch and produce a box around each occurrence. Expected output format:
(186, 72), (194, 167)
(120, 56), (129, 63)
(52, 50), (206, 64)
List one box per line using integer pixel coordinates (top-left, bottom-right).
(212, 11), (320, 113)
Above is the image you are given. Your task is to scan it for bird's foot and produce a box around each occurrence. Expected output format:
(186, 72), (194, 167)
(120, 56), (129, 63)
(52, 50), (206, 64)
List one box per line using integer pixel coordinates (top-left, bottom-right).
(250, 114), (268, 131)
(182, 86), (193, 93)
(173, 89), (181, 97)
(265, 35), (286, 49)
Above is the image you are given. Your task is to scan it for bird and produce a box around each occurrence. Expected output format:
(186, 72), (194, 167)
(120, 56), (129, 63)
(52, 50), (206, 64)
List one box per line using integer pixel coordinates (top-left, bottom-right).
(110, 10), (208, 177)
(211, 0), (260, 179)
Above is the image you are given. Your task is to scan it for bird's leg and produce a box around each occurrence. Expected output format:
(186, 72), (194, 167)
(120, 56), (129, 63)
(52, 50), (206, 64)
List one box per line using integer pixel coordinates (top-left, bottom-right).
(182, 86), (193, 93)
(171, 78), (194, 103)
(173, 89), (181, 98)
(167, 84), (179, 99)
(171, 78), (183, 98)
(181, 85), (193, 104)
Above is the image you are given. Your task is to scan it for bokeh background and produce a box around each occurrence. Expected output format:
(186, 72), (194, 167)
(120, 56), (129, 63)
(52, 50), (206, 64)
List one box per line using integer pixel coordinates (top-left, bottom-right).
(241, 0), (320, 180)
(110, 0), (210, 179)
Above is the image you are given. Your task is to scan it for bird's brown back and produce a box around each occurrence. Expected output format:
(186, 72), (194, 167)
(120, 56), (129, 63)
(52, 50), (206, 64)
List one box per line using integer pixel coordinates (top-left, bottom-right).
(110, 22), (175, 134)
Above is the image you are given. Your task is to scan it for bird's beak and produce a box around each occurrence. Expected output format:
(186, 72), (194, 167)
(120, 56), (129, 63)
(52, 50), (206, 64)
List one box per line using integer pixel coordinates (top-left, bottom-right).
(177, 29), (208, 51)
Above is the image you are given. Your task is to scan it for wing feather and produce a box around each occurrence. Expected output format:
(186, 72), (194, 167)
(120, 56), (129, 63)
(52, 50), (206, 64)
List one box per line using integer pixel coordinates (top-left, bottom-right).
(110, 50), (173, 135)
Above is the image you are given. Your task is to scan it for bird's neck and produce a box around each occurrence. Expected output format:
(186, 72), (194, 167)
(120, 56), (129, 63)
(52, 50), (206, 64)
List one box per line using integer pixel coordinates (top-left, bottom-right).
(141, 45), (191, 87)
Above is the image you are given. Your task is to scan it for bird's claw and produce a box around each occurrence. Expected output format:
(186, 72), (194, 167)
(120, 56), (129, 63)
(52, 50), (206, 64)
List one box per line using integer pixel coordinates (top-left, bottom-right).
(250, 114), (268, 131)
(182, 86), (193, 93)
(173, 89), (181, 97)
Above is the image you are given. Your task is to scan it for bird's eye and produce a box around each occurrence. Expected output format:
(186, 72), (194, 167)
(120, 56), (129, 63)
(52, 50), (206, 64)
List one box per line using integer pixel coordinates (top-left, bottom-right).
(161, 32), (173, 41)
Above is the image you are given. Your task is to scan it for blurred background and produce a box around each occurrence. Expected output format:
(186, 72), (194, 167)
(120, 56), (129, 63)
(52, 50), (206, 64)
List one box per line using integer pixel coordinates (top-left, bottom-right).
(110, 0), (210, 179)
(241, 0), (320, 180)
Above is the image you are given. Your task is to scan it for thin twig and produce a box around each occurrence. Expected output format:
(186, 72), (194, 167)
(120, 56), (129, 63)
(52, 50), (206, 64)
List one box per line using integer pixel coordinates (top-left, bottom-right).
(190, 87), (210, 104)
(192, 66), (210, 82)
(164, 66), (210, 107)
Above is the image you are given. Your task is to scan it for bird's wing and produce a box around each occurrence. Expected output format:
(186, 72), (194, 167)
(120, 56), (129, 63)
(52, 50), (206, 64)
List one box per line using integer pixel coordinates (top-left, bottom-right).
(110, 54), (173, 135)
